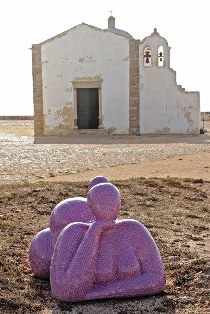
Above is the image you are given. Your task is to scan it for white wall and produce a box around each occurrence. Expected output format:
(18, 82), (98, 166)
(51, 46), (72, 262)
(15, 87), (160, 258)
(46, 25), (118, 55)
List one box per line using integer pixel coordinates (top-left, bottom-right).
(41, 24), (129, 135)
(139, 33), (200, 134)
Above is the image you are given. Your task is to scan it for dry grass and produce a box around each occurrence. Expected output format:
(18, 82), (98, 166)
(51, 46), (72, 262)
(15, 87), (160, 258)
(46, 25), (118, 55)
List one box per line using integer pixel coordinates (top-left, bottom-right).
(0, 177), (210, 313)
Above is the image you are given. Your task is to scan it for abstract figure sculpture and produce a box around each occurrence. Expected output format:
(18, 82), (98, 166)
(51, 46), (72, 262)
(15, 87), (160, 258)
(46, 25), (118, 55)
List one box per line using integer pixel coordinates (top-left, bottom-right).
(29, 176), (109, 278)
(50, 183), (165, 301)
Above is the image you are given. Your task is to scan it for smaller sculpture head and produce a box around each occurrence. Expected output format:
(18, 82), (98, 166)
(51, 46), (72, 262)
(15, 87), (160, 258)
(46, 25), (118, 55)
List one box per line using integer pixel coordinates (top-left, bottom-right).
(87, 183), (121, 221)
(50, 197), (93, 239)
(89, 176), (109, 189)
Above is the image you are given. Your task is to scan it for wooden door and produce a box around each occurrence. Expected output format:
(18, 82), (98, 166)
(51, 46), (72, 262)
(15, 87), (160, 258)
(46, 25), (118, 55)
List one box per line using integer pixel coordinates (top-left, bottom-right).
(77, 88), (99, 129)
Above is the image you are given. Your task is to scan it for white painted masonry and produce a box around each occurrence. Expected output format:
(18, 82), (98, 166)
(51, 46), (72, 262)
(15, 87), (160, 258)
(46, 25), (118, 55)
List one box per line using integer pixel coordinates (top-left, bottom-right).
(32, 18), (200, 137)
(41, 24), (130, 135)
(139, 30), (200, 134)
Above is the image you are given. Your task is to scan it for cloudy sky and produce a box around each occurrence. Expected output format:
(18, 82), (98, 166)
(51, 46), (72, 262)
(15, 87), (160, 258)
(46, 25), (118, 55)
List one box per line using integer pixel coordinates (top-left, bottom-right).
(0, 0), (209, 115)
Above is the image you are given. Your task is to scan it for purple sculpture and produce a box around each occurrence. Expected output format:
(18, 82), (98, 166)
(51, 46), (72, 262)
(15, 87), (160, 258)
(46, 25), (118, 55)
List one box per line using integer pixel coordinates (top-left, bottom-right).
(88, 175), (109, 189)
(29, 176), (109, 278)
(50, 183), (166, 301)
(29, 227), (53, 278)
(50, 197), (93, 247)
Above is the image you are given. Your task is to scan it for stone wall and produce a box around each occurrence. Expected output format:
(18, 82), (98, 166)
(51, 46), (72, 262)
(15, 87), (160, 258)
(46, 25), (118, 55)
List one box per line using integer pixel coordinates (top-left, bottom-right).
(201, 112), (210, 121)
(32, 44), (44, 136)
(129, 39), (140, 134)
(0, 116), (34, 120)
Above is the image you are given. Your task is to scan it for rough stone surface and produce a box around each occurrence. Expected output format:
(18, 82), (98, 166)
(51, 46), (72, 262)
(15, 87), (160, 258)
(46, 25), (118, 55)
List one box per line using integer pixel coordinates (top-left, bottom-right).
(32, 44), (44, 136)
(129, 39), (140, 134)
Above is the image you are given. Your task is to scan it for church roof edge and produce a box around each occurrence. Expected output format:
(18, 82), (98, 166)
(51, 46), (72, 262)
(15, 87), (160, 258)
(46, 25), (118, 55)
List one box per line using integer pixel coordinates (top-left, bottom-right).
(140, 29), (170, 47)
(32, 22), (134, 47)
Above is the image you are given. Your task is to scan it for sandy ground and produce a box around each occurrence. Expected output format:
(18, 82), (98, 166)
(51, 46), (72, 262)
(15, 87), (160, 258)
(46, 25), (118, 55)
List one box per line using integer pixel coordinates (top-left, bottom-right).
(0, 121), (209, 184)
(0, 121), (210, 314)
(0, 178), (210, 314)
(42, 151), (210, 183)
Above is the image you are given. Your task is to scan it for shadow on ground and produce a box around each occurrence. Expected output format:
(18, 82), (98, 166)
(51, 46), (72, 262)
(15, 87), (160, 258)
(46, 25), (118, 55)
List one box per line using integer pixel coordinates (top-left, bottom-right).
(0, 178), (210, 313)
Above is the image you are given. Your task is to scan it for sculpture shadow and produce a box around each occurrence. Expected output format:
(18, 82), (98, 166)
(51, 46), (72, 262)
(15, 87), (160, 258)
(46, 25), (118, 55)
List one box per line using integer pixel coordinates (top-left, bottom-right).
(29, 277), (176, 313)
(57, 292), (176, 313)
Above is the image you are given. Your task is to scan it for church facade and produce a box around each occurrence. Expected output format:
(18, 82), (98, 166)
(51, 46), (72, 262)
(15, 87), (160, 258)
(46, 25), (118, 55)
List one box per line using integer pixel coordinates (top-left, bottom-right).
(32, 16), (200, 137)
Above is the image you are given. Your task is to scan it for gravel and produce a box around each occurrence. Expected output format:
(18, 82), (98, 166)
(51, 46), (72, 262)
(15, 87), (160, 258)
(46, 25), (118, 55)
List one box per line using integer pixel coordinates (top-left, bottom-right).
(0, 121), (210, 183)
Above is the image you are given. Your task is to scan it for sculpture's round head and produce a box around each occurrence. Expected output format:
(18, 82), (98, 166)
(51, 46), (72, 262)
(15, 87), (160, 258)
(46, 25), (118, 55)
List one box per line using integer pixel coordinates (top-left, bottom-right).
(50, 197), (93, 234)
(87, 183), (121, 221)
(89, 176), (109, 189)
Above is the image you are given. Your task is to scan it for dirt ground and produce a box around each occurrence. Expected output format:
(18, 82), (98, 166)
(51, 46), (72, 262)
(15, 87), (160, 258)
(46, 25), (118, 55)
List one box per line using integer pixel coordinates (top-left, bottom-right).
(0, 121), (210, 314)
(0, 178), (210, 314)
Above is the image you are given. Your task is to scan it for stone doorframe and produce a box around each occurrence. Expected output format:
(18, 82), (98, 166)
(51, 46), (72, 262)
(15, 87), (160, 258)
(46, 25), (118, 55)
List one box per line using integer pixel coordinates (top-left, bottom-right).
(71, 77), (103, 129)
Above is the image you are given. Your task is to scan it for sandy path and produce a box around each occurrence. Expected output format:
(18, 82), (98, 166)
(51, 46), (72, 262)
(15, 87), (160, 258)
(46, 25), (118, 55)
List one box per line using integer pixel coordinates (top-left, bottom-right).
(39, 151), (210, 183)
(0, 121), (209, 184)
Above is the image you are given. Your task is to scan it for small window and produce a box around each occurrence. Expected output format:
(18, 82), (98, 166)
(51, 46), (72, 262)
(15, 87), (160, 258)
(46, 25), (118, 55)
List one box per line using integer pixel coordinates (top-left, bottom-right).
(158, 46), (164, 66)
(144, 47), (152, 67)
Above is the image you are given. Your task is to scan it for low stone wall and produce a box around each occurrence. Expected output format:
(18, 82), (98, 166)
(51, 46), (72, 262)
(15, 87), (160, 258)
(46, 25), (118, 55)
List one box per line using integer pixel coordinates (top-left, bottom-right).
(0, 116), (34, 120)
(201, 112), (210, 121)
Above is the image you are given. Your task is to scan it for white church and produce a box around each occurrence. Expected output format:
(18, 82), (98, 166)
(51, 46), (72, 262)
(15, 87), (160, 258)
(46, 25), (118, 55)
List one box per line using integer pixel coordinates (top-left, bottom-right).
(32, 16), (200, 137)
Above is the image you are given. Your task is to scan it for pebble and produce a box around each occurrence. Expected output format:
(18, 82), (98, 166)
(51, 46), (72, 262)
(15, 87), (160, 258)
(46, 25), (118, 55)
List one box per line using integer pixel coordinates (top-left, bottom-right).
(178, 296), (195, 304)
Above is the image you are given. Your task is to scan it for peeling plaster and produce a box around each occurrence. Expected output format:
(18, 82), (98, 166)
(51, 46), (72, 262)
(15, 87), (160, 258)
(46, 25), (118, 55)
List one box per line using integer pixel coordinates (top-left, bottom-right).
(65, 87), (73, 93)
(36, 22), (200, 136)
(78, 56), (96, 63)
(107, 127), (117, 135)
(45, 103), (74, 135)
(40, 25), (130, 135)
(73, 75), (102, 81)
(155, 127), (171, 134)
(56, 103), (73, 124)
(122, 56), (129, 61)
(186, 127), (199, 134)
(183, 107), (193, 124)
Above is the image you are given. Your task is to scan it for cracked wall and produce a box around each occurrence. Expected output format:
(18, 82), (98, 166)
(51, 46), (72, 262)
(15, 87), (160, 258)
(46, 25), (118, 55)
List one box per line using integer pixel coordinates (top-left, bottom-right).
(41, 24), (130, 135)
(44, 103), (74, 135)
(139, 32), (200, 135)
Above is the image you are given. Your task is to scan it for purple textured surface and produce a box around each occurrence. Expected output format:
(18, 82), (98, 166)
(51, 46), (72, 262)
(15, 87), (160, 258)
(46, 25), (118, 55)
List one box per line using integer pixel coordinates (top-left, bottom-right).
(50, 197), (93, 246)
(29, 176), (108, 278)
(50, 183), (166, 301)
(29, 227), (53, 278)
(89, 176), (109, 189)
